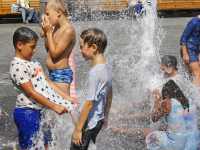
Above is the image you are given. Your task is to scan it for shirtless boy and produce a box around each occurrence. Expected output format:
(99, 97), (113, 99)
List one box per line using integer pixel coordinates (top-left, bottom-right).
(40, 0), (76, 96)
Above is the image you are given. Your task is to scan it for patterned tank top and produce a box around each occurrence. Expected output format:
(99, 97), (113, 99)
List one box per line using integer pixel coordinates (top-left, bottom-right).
(166, 97), (199, 135)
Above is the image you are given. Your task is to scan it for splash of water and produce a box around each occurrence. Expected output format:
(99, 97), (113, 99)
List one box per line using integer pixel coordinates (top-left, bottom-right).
(32, 0), (167, 149)
(8, 0), (199, 150)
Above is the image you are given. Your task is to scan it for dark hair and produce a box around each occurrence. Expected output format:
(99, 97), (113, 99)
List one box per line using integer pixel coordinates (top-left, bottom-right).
(13, 27), (39, 49)
(80, 28), (107, 53)
(161, 55), (178, 70)
(162, 79), (189, 112)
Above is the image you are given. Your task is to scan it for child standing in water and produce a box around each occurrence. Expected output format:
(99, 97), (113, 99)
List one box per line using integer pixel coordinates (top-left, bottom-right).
(10, 27), (77, 150)
(71, 28), (113, 150)
(110, 80), (200, 150)
(40, 0), (76, 97)
(180, 15), (200, 87)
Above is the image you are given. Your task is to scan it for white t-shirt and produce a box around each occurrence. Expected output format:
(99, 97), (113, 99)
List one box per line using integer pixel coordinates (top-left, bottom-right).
(79, 61), (113, 130)
(10, 57), (76, 111)
(17, 0), (30, 8)
(10, 57), (43, 109)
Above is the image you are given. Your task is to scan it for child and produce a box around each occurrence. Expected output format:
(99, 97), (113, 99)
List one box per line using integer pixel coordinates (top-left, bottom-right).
(40, 0), (76, 96)
(180, 15), (200, 87)
(71, 28), (113, 150)
(110, 80), (200, 150)
(10, 27), (76, 150)
(111, 55), (187, 116)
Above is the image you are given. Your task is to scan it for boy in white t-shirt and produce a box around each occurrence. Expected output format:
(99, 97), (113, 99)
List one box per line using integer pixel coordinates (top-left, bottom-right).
(71, 28), (113, 150)
(10, 27), (77, 150)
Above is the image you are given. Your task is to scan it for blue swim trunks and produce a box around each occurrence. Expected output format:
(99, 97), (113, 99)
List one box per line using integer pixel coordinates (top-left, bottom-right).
(180, 43), (200, 63)
(49, 68), (73, 84)
(13, 108), (51, 149)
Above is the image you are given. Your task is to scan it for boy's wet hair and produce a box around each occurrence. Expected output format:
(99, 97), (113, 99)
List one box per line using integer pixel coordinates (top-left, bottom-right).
(13, 27), (39, 49)
(46, 0), (67, 17)
(161, 55), (178, 70)
(162, 79), (189, 112)
(80, 28), (107, 54)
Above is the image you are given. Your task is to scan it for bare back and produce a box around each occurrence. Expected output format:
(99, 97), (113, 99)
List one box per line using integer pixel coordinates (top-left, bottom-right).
(46, 21), (76, 70)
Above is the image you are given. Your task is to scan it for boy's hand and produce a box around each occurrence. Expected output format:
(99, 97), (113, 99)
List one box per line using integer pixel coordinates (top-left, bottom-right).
(54, 105), (68, 115)
(41, 16), (52, 33)
(183, 54), (190, 64)
(41, 14), (47, 22)
(68, 97), (79, 105)
(72, 129), (82, 146)
(72, 98), (79, 105)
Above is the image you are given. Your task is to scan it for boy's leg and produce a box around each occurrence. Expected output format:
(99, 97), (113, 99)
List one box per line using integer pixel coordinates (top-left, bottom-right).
(188, 62), (200, 87)
(184, 46), (200, 87)
(13, 108), (40, 150)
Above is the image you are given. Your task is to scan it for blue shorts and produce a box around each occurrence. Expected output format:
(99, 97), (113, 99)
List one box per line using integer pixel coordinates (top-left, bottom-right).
(13, 108), (51, 149)
(49, 68), (73, 84)
(180, 43), (200, 63)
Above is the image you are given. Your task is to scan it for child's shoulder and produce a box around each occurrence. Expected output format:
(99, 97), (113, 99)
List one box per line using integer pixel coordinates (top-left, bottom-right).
(60, 22), (75, 34)
(89, 61), (112, 76)
(10, 57), (40, 70)
(10, 57), (25, 67)
(54, 25), (75, 41)
(64, 25), (75, 36)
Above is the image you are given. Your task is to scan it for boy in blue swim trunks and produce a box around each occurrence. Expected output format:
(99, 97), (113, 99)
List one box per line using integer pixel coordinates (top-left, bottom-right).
(180, 15), (200, 87)
(70, 28), (113, 150)
(40, 0), (77, 97)
(10, 27), (79, 150)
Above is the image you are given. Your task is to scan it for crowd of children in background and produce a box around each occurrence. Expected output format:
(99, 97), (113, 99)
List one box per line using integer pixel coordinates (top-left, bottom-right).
(9, 0), (200, 149)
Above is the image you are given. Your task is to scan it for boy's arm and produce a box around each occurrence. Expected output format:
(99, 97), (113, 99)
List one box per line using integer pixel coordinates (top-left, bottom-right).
(44, 73), (78, 104)
(181, 45), (189, 64)
(102, 86), (113, 130)
(39, 27), (46, 38)
(39, 28), (49, 52)
(73, 101), (94, 146)
(42, 17), (75, 59)
(20, 81), (68, 115)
